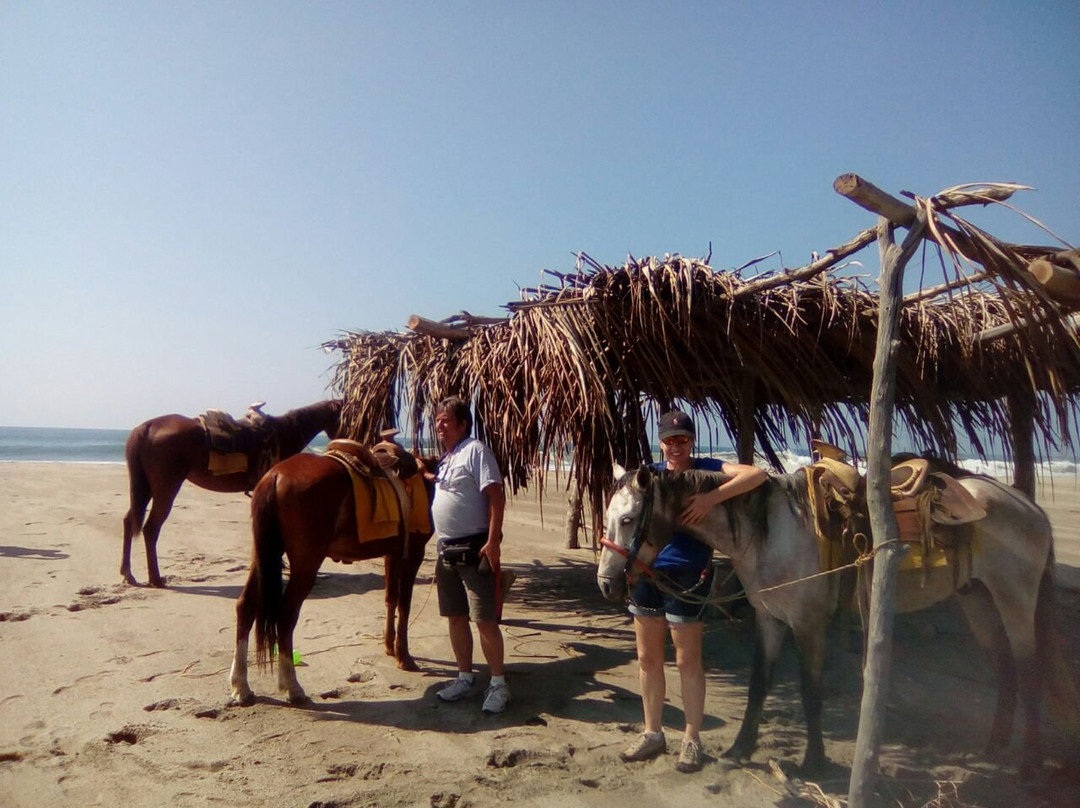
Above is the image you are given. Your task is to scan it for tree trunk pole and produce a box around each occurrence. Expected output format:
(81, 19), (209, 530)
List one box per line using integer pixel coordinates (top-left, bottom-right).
(736, 375), (756, 464)
(1007, 391), (1037, 499)
(564, 488), (583, 549)
(848, 210), (928, 807)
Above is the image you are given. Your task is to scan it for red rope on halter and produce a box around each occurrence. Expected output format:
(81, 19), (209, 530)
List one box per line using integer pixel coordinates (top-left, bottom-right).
(599, 536), (655, 577)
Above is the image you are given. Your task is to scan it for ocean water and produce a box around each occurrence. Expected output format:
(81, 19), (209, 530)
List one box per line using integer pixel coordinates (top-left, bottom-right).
(0, 426), (1075, 475)
(0, 426), (329, 464)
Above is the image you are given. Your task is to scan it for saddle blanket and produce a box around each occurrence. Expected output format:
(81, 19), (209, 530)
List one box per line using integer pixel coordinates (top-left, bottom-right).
(208, 451), (248, 476)
(325, 451), (431, 544)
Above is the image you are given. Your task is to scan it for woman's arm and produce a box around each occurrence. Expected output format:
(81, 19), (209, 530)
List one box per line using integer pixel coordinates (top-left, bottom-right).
(680, 461), (767, 525)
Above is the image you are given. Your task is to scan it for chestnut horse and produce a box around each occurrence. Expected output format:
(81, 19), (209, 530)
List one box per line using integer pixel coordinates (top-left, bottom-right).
(121, 399), (343, 587)
(228, 449), (434, 706)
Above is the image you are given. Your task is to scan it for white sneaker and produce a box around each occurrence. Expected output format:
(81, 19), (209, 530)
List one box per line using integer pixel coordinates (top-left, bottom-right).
(437, 677), (474, 702)
(481, 683), (510, 714)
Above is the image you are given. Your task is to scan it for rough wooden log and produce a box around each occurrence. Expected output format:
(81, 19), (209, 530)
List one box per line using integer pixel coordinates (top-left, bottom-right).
(564, 490), (583, 550)
(833, 174), (1018, 227)
(1008, 390), (1037, 499)
(735, 176), (1018, 301)
(736, 375), (756, 464)
(975, 310), (1080, 344)
(903, 271), (988, 304)
(406, 314), (473, 341)
(848, 211), (927, 808)
(732, 225), (878, 299)
(1028, 257), (1080, 305)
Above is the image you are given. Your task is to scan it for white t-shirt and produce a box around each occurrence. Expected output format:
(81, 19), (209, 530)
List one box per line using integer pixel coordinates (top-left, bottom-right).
(431, 437), (503, 540)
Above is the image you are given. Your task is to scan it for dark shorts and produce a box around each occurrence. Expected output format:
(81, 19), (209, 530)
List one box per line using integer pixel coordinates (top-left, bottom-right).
(436, 533), (497, 622)
(629, 564), (713, 623)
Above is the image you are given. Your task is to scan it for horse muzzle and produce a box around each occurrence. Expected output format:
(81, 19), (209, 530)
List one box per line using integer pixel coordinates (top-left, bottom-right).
(596, 573), (625, 601)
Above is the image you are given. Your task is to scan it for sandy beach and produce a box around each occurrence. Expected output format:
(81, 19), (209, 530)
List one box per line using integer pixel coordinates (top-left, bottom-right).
(1, 462), (1078, 808)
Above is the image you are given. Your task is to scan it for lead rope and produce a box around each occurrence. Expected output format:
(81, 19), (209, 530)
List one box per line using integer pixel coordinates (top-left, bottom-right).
(642, 532), (902, 607)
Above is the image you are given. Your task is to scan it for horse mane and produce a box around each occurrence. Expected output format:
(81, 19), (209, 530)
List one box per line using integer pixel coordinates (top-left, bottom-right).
(652, 467), (810, 550)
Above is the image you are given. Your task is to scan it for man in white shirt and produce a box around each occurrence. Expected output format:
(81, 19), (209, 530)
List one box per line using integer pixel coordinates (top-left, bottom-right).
(430, 397), (509, 714)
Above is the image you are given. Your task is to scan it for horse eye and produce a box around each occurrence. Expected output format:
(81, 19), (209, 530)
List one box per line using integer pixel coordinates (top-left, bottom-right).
(619, 515), (634, 526)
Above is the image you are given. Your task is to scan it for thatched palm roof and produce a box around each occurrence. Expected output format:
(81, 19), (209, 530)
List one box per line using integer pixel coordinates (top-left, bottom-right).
(324, 180), (1080, 530)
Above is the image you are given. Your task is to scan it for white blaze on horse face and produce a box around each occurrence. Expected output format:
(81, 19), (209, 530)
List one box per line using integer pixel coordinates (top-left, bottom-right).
(596, 483), (643, 599)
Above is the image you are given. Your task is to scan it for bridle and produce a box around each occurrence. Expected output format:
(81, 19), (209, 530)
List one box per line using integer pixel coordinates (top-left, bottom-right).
(599, 482), (655, 580)
(599, 479), (715, 604)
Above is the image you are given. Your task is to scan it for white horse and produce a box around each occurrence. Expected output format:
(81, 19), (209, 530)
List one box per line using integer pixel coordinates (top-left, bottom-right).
(597, 462), (1065, 779)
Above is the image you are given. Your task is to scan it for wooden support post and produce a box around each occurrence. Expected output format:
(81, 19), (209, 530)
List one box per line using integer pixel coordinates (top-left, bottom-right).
(736, 376), (756, 464)
(848, 210), (928, 808)
(1007, 391), (1037, 499)
(564, 488), (583, 550)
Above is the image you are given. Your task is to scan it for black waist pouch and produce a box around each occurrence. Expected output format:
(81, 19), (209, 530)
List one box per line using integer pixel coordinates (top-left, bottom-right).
(438, 533), (486, 566)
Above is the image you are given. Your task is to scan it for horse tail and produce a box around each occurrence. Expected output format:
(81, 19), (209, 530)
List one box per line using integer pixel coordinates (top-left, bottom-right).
(123, 424), (152, 537)
(1036, 545), (1080, 740)
(251, 472), (285, 670)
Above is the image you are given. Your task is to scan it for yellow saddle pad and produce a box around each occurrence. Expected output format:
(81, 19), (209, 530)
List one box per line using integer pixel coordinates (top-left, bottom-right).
(208, 451), (247, 475)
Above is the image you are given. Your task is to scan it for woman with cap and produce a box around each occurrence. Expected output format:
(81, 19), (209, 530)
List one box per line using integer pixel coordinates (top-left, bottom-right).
(620, 410), (767, 773)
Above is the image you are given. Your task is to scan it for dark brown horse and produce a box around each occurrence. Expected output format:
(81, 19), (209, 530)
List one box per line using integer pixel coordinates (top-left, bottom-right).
(121, 399), (343, 587)
(228, 446), (434, 705)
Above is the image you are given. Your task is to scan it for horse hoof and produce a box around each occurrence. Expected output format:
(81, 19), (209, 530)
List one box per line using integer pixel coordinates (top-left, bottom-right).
(149, 578), (167, 589)
(397, 657), (419, 672)
(287, 691), (310, 705)
(228, 693), (256, 708)
(800, 756), (827, 779)
(721, 745), (753, 765)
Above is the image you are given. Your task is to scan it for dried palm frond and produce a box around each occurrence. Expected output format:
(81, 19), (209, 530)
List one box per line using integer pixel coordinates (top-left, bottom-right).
(324, 185), (1079, 537)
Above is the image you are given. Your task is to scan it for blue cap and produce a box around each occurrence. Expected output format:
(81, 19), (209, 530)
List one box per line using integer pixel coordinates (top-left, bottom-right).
(658, 411), (695, 440)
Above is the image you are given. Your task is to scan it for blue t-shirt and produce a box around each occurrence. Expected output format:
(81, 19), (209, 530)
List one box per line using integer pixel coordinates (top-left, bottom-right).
(652, 457), (725, 570)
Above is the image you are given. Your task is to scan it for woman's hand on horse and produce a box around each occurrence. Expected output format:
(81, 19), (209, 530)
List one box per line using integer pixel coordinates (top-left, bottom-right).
(680, 490), (723, 525)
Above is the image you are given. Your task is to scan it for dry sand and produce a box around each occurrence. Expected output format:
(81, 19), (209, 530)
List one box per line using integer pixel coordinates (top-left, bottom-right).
(1, 462), (1078, 808)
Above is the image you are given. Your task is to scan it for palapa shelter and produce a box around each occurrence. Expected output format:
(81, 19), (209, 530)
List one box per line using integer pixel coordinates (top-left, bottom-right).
(323, 176), (1080, 535)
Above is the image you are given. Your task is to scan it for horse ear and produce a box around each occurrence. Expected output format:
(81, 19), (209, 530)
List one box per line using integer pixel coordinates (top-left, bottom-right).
(634, 464), (652, 490)
(613, 463), (626, 480)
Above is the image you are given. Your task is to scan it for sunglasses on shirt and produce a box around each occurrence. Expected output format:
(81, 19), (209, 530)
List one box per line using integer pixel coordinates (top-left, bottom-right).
(661, 435), (692, 446)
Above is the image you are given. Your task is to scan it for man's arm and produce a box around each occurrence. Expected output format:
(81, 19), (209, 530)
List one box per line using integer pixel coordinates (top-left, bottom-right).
(479, 481), (505, 567)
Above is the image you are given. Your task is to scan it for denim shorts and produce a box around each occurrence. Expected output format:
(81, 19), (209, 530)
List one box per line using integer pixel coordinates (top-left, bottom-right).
(629, 564), (713, 623)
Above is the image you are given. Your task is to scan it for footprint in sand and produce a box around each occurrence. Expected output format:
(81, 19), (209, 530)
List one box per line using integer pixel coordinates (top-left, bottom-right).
(143, 698), (184, 712)
(103, 724), (156, 745)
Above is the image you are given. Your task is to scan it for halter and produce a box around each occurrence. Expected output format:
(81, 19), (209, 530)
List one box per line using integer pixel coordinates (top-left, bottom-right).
(600, 479), (716, 603)
(600, 482), (654, 580)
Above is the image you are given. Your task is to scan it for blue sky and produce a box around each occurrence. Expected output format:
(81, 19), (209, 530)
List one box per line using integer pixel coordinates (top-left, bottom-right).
(2, 2), (1077, 429)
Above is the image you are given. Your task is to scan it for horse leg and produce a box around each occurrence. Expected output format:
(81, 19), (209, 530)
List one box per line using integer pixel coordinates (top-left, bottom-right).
(990, 588), (1044, 780)
(121, 507), (143, 585)
(390, 536), (426, 671)
(956, 585), (1018, 756)
(140, 479), (183, 588)
(383, 554), (399, 660)
(792, 619), (827, 775)
(228, 569), (260, 706)
(276, 563), (319, 704)
(724, 612), (787, 764)
(121, 443), (152, 585)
